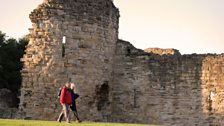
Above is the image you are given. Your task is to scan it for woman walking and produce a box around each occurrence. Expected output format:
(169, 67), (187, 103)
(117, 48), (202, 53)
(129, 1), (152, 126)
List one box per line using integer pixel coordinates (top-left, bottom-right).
(70, 83), (82, 122)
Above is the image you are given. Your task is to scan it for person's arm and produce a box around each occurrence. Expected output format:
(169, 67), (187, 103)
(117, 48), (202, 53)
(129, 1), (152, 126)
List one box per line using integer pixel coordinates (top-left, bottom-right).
(57, 87), (61, 98)
(60, 87), (65, 104)
(74, 92), (79, 99)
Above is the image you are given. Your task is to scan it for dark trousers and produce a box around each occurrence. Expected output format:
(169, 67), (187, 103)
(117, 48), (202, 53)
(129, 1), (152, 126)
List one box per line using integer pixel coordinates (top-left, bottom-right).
(71, 109), (80, 121)
(70, 104), (80, 121)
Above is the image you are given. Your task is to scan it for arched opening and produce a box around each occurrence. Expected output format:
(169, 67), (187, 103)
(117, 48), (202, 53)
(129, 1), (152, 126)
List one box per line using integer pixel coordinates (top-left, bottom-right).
(96, 81), (109, 111)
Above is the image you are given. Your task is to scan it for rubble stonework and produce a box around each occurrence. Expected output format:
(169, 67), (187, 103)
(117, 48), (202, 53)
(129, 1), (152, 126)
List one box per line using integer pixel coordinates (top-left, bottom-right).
(112, 40), (224, 126)
(18, 0), (119, 121)
(144, 48), (181, 56)
(0, 88), (18, 118)
(13, 0), (224, 126)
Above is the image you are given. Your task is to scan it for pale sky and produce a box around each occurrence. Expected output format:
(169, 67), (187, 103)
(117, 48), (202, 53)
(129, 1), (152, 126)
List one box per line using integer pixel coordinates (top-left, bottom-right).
(0, 0), (224, 54)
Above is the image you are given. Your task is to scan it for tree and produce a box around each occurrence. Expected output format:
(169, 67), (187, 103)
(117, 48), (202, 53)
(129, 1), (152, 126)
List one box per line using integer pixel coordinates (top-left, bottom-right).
(0, 31), (5, 47)
(0, 31), (28, 107)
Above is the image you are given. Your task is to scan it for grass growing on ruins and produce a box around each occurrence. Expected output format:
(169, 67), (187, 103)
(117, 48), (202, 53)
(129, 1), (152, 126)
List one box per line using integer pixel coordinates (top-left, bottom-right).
(0, 119), (159, 126)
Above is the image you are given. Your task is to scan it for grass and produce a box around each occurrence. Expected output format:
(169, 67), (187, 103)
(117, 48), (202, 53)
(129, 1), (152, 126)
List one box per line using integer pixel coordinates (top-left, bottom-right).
(0, 119), (158, 126)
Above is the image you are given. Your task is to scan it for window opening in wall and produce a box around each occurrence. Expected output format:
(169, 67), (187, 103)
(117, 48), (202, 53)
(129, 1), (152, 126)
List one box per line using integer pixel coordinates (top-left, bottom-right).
(208, 91), (214, 112)
(126, 48), (131, 56)
(62, 36), (66, 57)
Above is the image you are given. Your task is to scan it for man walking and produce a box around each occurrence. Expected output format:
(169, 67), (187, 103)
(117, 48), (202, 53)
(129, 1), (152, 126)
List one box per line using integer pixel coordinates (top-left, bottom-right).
(57, 80), (72, 123)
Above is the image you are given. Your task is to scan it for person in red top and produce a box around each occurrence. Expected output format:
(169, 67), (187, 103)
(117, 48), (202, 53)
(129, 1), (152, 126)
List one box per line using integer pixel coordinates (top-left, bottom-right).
(57, 80), (72, 123)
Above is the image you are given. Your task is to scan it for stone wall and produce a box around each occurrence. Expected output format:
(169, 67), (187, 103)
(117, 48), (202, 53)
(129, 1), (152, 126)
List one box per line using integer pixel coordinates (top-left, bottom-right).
(0, 88), (18, 118)
(111, 40), (224, 126)
(14, 0), (224, 125)
(18, 0), (119, 121)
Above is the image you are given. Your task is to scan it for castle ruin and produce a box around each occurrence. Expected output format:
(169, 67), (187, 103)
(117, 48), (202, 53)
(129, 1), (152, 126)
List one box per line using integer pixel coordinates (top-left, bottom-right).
(15, 0), (224, 125)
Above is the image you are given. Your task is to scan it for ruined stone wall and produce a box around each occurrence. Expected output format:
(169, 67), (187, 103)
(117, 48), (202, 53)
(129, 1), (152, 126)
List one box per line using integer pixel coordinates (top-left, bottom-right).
(200, 55), (224, 126)
(19, 0), (119, 121)
(16, 0), (224, 125)
(111, 40), (224, 126)
(0, 88), (18, 118)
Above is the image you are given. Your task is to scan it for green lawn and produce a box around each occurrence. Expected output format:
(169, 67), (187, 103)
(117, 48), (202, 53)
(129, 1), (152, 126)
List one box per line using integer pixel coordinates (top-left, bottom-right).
(0, 119), (158, 126)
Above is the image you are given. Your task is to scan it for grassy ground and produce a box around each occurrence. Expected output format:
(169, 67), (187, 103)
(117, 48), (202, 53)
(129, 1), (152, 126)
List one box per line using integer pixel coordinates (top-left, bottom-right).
(0, 119), (158, 126)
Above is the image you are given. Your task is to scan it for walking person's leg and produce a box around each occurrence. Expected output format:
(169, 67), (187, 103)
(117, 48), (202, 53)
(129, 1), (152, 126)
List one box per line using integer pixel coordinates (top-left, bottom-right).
(59, 112), (64, 121)
(73, 110), (81, 122)
(64, 104), (70, 123)
(57, 107), (64, 122)
(71, 104), (81, 122)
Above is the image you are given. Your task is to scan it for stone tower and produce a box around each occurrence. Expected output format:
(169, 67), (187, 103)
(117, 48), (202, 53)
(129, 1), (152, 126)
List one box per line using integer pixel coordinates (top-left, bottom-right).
(19, 0), (119, 121)
(17, 0), (224, 125)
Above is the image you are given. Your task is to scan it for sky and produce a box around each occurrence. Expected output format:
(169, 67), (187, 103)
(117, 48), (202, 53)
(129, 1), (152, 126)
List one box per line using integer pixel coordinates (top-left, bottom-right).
(0, 0), (224, 54)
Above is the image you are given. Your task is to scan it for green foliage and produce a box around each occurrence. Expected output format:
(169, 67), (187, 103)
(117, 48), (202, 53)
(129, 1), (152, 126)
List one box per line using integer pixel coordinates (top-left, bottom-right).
(0, 119), (158, 126)
(0, 31), (6, 46)
(0, 31), (28, 101)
